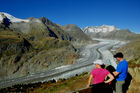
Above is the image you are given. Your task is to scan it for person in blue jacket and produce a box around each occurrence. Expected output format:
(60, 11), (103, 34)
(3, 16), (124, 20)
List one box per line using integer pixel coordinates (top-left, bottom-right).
(113, 52), (128, 93)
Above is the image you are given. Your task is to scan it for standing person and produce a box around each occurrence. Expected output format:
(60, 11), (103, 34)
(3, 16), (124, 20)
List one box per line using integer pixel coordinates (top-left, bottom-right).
(88, 60), (114, 93)
(113, 52), (128, 93)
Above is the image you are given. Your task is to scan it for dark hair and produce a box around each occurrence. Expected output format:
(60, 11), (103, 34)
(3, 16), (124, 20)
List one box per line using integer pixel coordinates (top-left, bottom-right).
(114, 52), (123, 58)
(101, 64), (105, 69)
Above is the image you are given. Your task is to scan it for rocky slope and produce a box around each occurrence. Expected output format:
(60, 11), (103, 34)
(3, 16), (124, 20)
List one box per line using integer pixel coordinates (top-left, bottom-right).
(62, 24), (94, 44)
(0, 13), (79, 81)
(117, 36), (140, 66)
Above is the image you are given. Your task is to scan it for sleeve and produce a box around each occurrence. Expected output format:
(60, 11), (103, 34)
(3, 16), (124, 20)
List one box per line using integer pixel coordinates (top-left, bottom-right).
(116, 63), (122, 73)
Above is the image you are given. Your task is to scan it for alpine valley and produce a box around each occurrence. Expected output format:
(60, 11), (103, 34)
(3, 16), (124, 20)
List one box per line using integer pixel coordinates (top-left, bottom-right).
(0, 12), (140, 93)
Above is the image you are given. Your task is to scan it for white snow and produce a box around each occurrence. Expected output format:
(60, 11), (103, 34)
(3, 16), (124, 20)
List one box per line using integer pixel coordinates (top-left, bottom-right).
(0, 12), (29, 23)
(82, 25), (120, 33)
(55, 65), (71, 69)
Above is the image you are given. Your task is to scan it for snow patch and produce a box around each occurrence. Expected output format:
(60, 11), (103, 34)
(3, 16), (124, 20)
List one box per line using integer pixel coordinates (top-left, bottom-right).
(55, 65), (71, 69)
(82, 25), (120, 33)
(0, 12), (29, 23)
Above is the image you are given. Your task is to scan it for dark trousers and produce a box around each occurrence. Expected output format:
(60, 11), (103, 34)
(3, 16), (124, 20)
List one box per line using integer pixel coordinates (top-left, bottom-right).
(91, 82), (113, 93)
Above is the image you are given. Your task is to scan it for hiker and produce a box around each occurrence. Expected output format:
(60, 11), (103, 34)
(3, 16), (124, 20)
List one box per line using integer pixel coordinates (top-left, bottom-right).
(106, 65), (117, 91)
(88, 60), (114, 93)
(113, 52), (128, 93)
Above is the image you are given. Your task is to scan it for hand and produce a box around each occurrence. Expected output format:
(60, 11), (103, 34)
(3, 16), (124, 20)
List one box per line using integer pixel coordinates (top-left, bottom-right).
(104, 81), (108, 83)
(87, 84), (90, 87)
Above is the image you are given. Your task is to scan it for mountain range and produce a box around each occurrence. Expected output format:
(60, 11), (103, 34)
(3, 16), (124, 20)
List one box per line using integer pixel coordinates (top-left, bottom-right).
(0, 12), (79, 80)
(82, 25), (139, 40)
(0, 12), (139, 81)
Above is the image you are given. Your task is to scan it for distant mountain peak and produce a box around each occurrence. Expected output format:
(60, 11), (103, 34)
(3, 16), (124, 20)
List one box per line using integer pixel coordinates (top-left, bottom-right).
(62, 24), (81, 32)
(0, 12), (29, 23)
(82, 25), (120, 33)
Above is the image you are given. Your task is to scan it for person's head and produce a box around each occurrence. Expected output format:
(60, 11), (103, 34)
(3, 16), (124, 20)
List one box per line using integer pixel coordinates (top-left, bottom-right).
(93, 60), (104, 68)
(114, 52), (124, 61)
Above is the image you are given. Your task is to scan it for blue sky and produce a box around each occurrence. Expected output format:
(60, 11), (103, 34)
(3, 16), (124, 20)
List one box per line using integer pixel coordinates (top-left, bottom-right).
(0, 0), (140, 33)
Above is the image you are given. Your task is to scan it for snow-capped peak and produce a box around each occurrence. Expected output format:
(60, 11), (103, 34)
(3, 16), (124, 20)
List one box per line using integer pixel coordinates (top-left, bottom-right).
(82, 25), (120, 33)
(0, 12), (29, 23)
